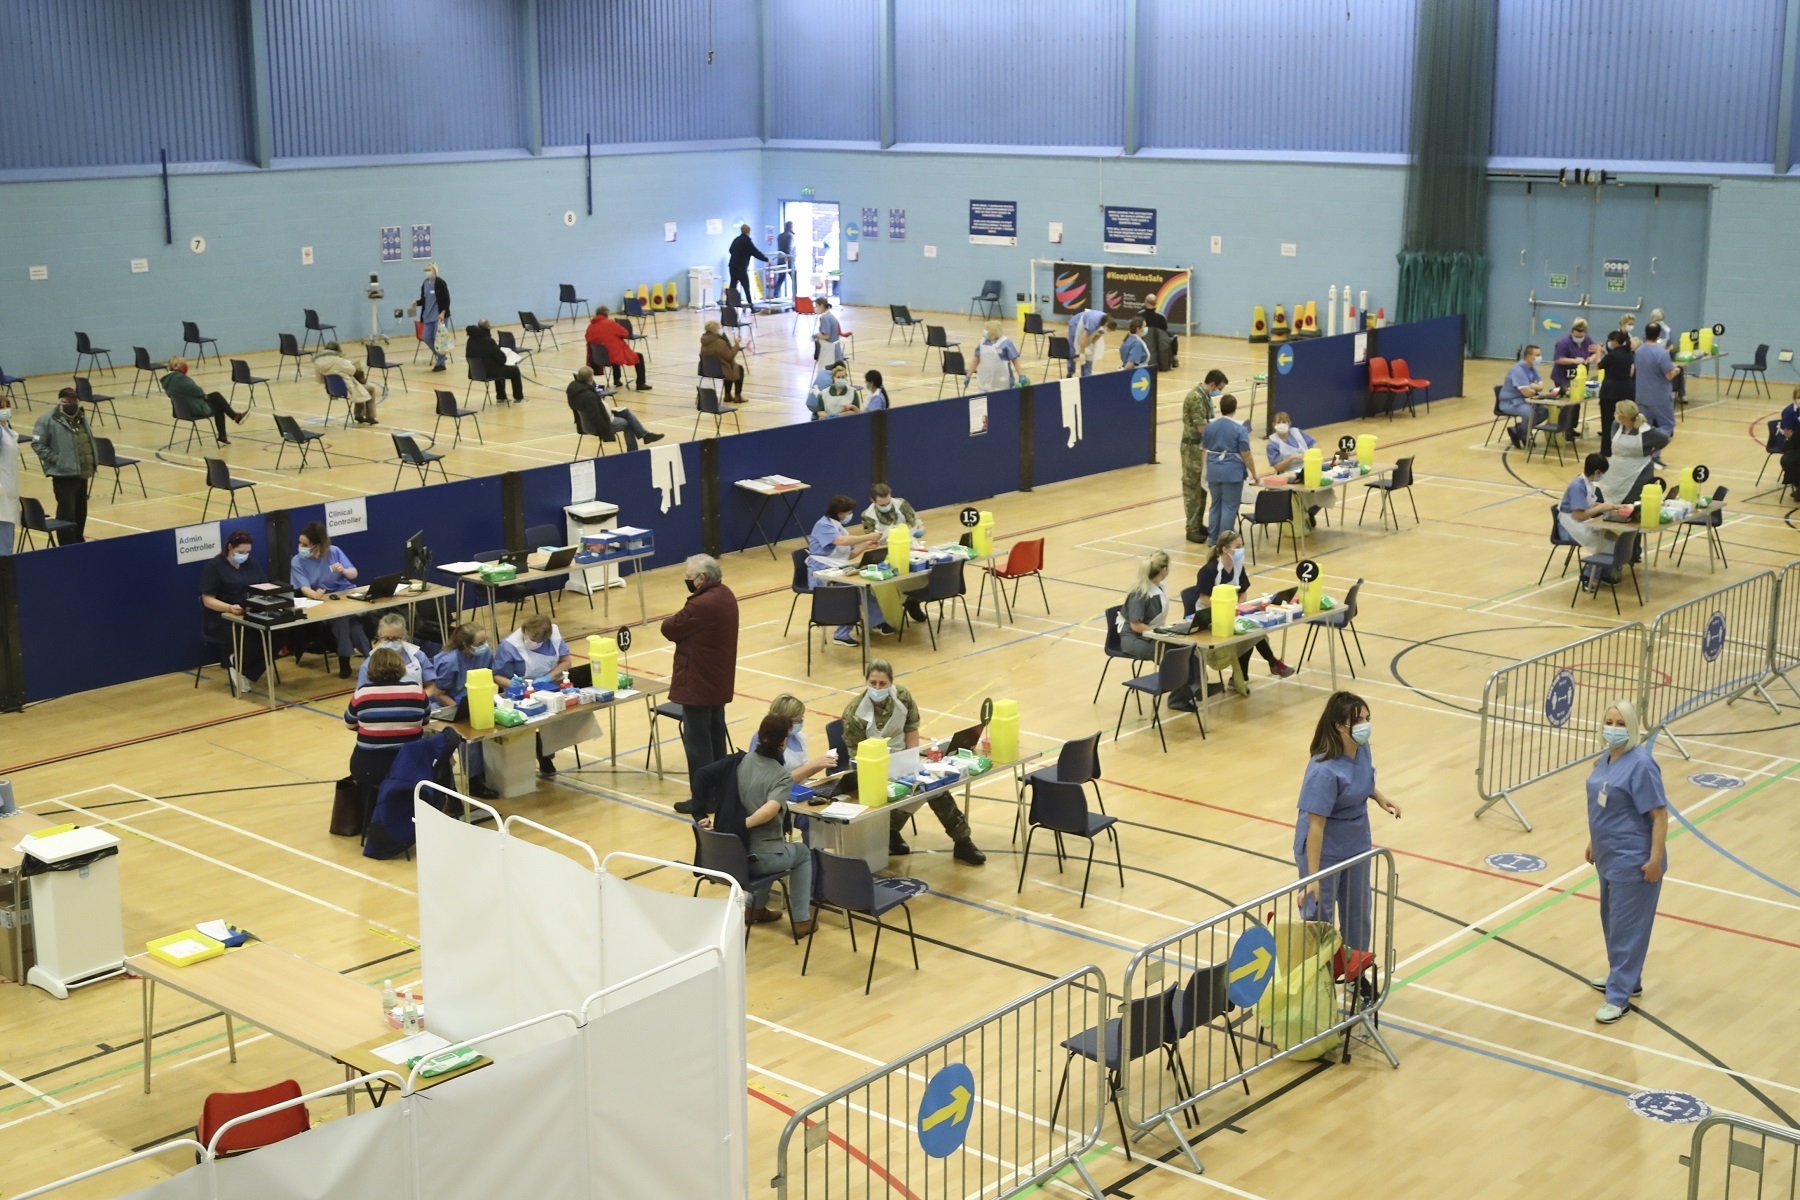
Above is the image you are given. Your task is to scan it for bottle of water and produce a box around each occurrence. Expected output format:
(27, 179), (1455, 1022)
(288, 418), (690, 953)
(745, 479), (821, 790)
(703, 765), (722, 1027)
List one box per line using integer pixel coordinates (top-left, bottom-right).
(381, 979), (397, 1016)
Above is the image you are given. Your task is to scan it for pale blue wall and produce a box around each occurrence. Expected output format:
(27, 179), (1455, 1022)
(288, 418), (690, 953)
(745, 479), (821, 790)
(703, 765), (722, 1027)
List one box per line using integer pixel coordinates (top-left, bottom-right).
(762, 148), (1406, 336)
(1703, 180), (1800, 361)
(768, 0), (881, 143)
(0, 151), (761, 379)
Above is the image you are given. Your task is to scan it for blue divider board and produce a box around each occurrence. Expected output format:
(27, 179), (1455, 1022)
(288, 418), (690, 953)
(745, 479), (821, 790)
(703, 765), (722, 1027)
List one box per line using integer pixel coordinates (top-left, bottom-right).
(516, 442), (706, 577)
(715, 417), (871, 556)
(1032, 371), (1151, 487)
(1266, 329), (1371, 432)
(886, 386), (1021, 512)
(1374, 316), (1465, 404)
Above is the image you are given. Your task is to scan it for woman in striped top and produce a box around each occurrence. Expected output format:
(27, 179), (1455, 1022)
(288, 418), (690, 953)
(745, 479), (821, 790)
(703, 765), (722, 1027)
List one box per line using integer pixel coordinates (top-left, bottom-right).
(344, 646), (430, 824)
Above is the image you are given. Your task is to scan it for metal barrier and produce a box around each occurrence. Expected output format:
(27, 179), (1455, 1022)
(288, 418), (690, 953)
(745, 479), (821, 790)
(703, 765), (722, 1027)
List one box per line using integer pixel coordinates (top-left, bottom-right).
(1644, 571), (1782, 759)
(1475, 623), (1648, 829)
(1116, 849), (1398, 1176)
(1682, 1112), (1800, 1199)
(771, 965), (1110, 1200)
(1772, 559), (1800, 702)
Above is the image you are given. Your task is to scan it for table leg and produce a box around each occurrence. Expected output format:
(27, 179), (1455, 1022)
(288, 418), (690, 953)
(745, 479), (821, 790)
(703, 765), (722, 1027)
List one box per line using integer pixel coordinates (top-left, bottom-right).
(738, 494), (772, 555)
(633, 560), (649, 622)
(608, 705), (618, 767)
(1327, 618), (1339, 690)
(141, 977), (155, 1093)
(261, 627), (277, 711)
(345, 1063), (357, 1114)
(484, 583), (501, 647)
(647, 696), (665, 778)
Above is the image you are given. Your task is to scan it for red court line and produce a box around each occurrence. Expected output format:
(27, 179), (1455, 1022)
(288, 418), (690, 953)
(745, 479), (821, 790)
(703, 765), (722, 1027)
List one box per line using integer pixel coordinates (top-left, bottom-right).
(1106, 779), (1800, 951)
(749, 1085), (922, 1200)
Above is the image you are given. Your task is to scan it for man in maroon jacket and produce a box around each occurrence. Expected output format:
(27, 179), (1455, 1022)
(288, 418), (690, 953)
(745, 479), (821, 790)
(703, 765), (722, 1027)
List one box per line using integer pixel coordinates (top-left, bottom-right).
(661, 554), (739, 779)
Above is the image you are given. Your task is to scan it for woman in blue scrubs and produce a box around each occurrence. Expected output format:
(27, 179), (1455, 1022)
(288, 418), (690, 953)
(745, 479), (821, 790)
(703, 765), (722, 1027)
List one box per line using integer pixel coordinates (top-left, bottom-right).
(1295, 691), (1402, 951)
(1585, 699), (1668, 1024)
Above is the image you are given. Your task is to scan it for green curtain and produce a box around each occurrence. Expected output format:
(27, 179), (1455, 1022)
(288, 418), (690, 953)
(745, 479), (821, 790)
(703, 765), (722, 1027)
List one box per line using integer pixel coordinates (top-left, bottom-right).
(1397, 0), (1497, 353)
(1396, 250), (1487, 353)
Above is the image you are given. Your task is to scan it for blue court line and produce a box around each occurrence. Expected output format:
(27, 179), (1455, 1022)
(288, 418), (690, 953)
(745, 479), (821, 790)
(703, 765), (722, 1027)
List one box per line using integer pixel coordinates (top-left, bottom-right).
(1383, 1019), (1632, 1096)
(1648, 706), (1800, 902)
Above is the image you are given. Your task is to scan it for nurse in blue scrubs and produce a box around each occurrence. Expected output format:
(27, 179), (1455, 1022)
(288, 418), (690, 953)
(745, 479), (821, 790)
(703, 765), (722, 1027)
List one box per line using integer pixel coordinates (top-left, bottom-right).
(1295, 691), (1402, 951)
(1584, 699), (1668, 1024)
(431, 623), (498, 799)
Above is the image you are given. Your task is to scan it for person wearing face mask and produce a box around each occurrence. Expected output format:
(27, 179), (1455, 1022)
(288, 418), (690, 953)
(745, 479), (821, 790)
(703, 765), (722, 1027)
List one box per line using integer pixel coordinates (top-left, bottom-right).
(769, 693), (837, 782)
(969, 322), (1021, 392)
(807, 493), (886, 644)
(310, 343), (376, 424)
(359, 613), (441, 698)
(1616, 313), (1639, 350)
(1584, 699), (1668, 1023)
(1119, 551), (1202, 710)
(660, 554), (740, 776)
(841, 660), (986, 865)
(463, 322), (523, 405)
(432, 623), (499, 799)
(1598, 400), (1667, 510)
(813, 297), (847, 369)
(1632, 322), (1680, 439)
(161, 356), (248, 445)
(343, 646), (431, 828)
(727, 713), (815, 936)
(0, 392), (19, 555)
(860, 483), (924, 538)
(32, 388), (97, 544)
(1551, 318), (1602, 393)
(291, 520), (370, 677)
(807, 363), (862, 418)
(409, 262), (451, 371)
(1596, 330), (1636, 457)
(1201, 394), (1256, 545)
(199, 531), (268, 692)
(493, 613), (574, 777)
(1180, 370), (1227, 544)
(1558, 453), (1619, 552)
(1118, 318), (1150, 370)
(1066, 307), (1108, 378)
(1498, 345), (1552, 449)
(861, 370), (889, 412)
(1295, 691), (1400, 953)
(1192, 533), (1293, 694)
(1266, 412), (1317, 473)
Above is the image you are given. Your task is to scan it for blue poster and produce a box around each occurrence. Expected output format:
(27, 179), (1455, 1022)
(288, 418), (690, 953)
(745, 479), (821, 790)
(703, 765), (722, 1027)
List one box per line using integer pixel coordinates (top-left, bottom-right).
(968, 199), (1018, 246)
(1544, 669), (1575, 728)
(410, 223), (433, 260)
(862, 206), (880, 240)
(888, 208), (906, 241)
(380, 226), (403, 264)
(1103, 205), (1157, 256)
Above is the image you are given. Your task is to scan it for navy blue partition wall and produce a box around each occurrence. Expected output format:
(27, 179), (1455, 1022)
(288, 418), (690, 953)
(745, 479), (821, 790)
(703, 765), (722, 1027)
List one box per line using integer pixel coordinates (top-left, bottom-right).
(714, 417), (873, 552)
(1031, 373), (1152, 487)
(1262, 318), (1467, 435)
(886, 387), (1022, 511)
(1371, 316), (1465, 406)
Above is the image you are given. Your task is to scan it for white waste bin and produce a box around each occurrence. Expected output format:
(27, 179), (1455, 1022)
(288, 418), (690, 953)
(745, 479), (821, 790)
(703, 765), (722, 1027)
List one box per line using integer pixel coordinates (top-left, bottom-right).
(21, 826), (125, 999)
(687, 266), (715, 310)
(566, 500), (623, 596)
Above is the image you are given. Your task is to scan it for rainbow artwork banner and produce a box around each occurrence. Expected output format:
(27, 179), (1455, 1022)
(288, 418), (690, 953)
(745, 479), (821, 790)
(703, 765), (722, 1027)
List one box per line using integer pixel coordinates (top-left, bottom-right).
(1051, 262), (1094, 315)
(1102, 266), (1190, 325)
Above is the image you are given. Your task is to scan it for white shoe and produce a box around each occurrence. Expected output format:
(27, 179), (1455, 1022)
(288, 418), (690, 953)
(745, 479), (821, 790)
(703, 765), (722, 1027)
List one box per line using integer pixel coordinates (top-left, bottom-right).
(227, 667), (248, 694)
(1594, 1002), (1628, 1024)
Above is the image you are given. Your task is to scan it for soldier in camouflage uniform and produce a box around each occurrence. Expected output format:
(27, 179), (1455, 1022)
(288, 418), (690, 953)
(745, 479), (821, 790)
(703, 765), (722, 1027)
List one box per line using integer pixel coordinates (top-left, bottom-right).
(1181, 370), (1228, 543)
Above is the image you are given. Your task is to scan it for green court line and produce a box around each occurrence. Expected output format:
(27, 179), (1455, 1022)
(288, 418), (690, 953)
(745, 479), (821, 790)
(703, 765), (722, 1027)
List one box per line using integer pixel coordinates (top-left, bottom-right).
(0, 1029), (233, 1116)
(1008, 1143), (1113, 1198)
(1394, 760), (1800, 992)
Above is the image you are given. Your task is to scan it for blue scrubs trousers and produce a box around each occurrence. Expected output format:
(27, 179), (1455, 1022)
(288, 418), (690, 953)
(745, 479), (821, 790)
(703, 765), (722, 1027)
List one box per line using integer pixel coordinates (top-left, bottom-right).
(1640, 402), (1676, 439)
(1299, 853), (1373, 951)
(1498, 397), (1536, 441)
(1208, 480), (1244, 544)
(1598, 876), (1660, 1008)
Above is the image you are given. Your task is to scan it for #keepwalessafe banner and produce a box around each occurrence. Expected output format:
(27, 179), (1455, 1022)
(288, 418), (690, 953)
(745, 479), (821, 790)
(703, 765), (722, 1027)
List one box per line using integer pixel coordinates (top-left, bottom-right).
(1102, 206), (1156, 255)
(1051, 263), (1094, 316)
(968, 199), (1018, 246)
(1103, 266), (1190, 324)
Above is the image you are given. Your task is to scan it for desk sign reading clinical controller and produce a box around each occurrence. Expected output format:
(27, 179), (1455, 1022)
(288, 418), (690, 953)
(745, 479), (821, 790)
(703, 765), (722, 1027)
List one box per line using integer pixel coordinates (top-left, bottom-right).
(174, 498), (367, 564)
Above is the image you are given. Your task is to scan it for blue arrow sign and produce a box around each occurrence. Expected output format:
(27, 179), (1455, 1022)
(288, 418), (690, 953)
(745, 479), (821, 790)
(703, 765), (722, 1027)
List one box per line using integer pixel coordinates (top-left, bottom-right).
(1702, 611), (1726, 663)
(1275, 345), (1295, 375)
(1227, 925), (1278, 1008)
(1129, 367), (1150, 401)
(917, 1063), (976, 1158)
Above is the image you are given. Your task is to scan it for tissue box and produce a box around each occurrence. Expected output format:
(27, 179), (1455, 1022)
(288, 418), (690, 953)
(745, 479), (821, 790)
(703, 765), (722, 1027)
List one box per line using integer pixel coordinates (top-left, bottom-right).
(514, 698), (547, 718)
(952, 750), (992, 776)
(494, 708), (526, 727)
(478, 563), (517, 583)
(539, 692), (566, 715)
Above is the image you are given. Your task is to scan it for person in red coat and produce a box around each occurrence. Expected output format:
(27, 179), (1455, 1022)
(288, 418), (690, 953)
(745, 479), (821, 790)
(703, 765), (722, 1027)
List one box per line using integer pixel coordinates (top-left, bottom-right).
(662, 553), (738, 780)
(584, 307), (651, 392)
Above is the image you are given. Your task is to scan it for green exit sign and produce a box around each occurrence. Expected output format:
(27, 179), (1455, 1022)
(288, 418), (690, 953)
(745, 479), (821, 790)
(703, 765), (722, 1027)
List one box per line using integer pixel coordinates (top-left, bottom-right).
(1607, 277), (1626, 292)
(1549, 274), (1569, 289)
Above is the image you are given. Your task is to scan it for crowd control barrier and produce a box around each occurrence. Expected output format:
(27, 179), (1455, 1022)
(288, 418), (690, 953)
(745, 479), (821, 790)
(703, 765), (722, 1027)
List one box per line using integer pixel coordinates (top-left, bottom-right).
(1474, 623), (1649, 830)
(1770, 560), (1800, 701)
(771, 965), (1110, 1200)
(1682, 1112), (1800, 1200)
(0, 368), (1153, 708)
(1114, 848), (1399, 1176)
(1643, 571), (1783, 759)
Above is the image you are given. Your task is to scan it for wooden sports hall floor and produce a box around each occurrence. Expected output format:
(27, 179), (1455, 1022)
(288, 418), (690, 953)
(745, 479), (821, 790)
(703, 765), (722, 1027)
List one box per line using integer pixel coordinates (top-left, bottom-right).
(3, 305), (1798, 1199)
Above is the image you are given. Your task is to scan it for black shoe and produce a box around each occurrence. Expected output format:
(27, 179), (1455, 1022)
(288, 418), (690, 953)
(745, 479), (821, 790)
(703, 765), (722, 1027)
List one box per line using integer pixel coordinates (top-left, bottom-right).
(537, 756), (558, 778)
(431, 364), (447, 372)
(673, 799), (699, 815)
(1167, 695), (1197, 712)
(642, 432), (666, 443)
(469, 779), (500, 801)
(903, 603), (928, 623)
(1507, 429), (1524, 449)
(637, 383), (653, 392)
(953, 839), (986, 866)
(874, 623), (899, 636)
(339, 659), (352, 679)
(1186, 534), (1209, 544)
(889, 833), (911, 856)
(1204, 681), (1227, 698)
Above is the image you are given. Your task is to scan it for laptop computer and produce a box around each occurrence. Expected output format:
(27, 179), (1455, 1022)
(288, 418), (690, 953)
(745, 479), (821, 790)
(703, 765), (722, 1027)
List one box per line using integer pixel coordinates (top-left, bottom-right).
(567, 663), (593, 689)
(946, 723), (986, 754)
(349, 572), (403, 601)
(540, 546), (577, 571)
(500, 551), (531, 572)
(430, 694), (471, 724)
(858, 548), (888, 567)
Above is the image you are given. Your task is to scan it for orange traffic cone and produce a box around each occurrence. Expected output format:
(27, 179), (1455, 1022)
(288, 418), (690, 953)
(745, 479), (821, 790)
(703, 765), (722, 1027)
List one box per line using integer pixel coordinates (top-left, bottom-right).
(1271, 304), (1290, 342)
(1375, 306), (1386, 329)
(1249, 305), (1269, 343)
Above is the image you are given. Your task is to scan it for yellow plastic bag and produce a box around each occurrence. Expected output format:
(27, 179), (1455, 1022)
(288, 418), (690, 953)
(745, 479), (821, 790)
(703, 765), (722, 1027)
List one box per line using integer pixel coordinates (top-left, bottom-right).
(1253, 919), (1343, 1059)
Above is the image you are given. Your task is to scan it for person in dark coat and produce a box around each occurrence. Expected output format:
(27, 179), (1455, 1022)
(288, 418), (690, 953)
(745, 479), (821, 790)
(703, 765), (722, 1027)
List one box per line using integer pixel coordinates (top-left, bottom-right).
(660, 553), (739, 776)
(464, 321), (523, 402)
(565, 366), (660, 450)
(699, 319), (746, 402)
(727, 223), (768, 308)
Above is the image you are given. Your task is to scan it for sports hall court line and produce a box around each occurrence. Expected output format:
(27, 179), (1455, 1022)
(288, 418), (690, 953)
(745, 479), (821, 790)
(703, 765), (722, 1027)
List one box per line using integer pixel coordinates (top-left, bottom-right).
(1380, 1021), (1630, 1096)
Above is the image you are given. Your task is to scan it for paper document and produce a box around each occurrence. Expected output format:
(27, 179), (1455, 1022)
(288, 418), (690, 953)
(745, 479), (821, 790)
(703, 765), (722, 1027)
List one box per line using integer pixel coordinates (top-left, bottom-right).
(501, 347), (523, 367)
(613, 689), (639, 700)
(195, 920), (232, 941)
(648, 443), (686, 511)
(818, 801), (869, 821)
(763, 474), (802, 488)
(159, 938), (210, 959)
(887, 748), (921, 780)
(438, 561), (483, 574)
(372, 1032), (451, 1065)
(293, 597), (323, 610)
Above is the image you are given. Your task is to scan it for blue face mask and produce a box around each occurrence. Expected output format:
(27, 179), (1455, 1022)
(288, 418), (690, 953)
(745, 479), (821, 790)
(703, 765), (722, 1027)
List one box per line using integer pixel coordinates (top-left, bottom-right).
(229, 551), (249, 566)
(0, 409), (11, 424)
(1602, 724), (1630, 748)
(471, 644), (491, 661)
(1350, 722), (1372, 746)
(1230, 548), (1245, 573)
(868, 686), (892, 703)
(299, 547), (316, 559)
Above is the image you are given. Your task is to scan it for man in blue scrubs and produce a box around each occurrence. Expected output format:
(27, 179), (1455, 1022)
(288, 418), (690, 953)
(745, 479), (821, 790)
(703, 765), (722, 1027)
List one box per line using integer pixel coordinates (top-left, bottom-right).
(1066, 308), (1107, 378)
(1498, 344), (1550, 448)
(1633, 323), (1681, 439)
(1200, 394), (1256, 545)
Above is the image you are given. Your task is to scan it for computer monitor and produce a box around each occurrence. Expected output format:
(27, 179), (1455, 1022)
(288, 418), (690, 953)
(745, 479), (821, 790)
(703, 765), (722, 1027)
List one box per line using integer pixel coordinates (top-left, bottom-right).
(404, 530), (430, 579)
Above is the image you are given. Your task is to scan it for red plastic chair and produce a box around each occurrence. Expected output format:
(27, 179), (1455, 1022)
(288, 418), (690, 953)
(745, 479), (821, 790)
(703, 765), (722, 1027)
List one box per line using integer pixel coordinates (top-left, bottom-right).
(198, 1079), (310, 1159)
(1388, 358), (1430, 416)
(792, 294), (816, 334)
(1365, 357), (1405, 419)
(977, 538), (1049, 621)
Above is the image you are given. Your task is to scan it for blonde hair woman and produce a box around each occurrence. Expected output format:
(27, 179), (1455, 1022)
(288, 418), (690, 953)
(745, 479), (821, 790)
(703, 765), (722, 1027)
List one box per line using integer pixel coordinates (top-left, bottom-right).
(969, 321), (1020, 393)
(769, 693), (835, 781)
(1118, 551), (1171, 662)
(1584, 699), (1668, 1023)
